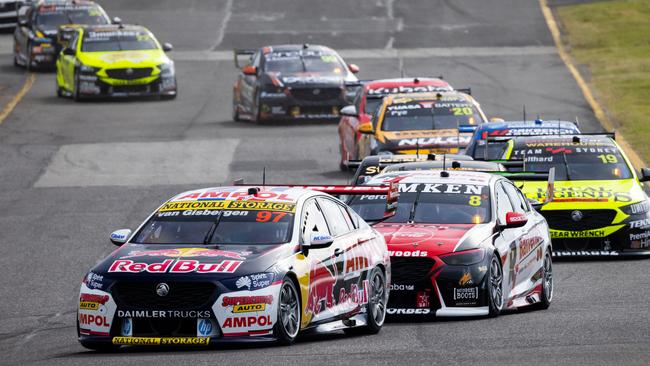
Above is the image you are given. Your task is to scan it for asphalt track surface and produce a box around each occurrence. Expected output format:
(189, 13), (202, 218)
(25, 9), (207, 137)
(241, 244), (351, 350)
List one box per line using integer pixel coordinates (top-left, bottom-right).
(0, 1), (649, 365)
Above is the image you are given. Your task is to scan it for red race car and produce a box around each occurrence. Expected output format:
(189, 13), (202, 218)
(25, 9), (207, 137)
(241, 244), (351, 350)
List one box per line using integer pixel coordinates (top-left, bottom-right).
(347, 169), (554, 317)
(337, 78), (453, 170)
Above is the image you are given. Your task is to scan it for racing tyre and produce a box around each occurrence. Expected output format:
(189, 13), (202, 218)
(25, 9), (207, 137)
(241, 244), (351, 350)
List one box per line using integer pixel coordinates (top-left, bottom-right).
(73, 70), (81, 102)
(251, 91), (262, 124)
(533, 251), (553, 310)
(274, 277), (301, 346)
(344, 267), (387, 335)
(487, 252), (504, 317)
(25, 42), (33, 71)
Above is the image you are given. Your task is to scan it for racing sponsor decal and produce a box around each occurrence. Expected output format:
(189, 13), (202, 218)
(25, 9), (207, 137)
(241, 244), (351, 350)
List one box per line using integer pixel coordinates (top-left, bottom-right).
(531, 186), (632, 202)
(79, 293), (109, 311)
(458, 271), (473, 286)
(453, 287), (479, 303)
(122, 318), (133, 337)
(98, 51), (153, 65)
(398, 183), (485, 195)
(386, 308), (431, 315)
(367, 85), (451, 95)
(222, 295), (272, 313)
(159, 200), (296, 213)
(305, 260), (338, 315)
(630, 231), (650, 240)
(108, 259), (242, 274)
(390, 283), (415, 291)
(233, 304), (267, 313)
(116, 310), (211, 318)
(388, 250), (428, 257)
(551, 229), (607, 238)
(416, 291), (430, 308)
(123, 248), (245, 260)
(338, 280), (369, 306)
(396, 136), (471, 148)
(486, 128), (577, 137)
(79, 313), (110, 327)
(519, 236), (542, 259)
(112, 337), (210, 346)
(221, 315), (272, 328)
(197, 319), (214, 337)
(282, 75), (342, 84)
(630, 218), (650, 229)
(343, 243), (371, 277)
(85, 272), (104, 290)
(553, 250), (620, 257)
(235, 273), (274, 290)
(175, 190), (295, 202)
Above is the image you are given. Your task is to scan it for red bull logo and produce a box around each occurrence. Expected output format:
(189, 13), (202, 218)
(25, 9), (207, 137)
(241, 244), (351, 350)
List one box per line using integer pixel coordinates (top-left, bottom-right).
(305, 261), (338, 315)
(123, 248), (245, 260)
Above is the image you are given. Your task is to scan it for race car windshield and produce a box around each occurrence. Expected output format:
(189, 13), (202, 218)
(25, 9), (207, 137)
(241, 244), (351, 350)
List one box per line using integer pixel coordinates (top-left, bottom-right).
(381, 102), (481, 131)
(265, 54), (344, 74)
(132, 210), (294, 245)
(508, 145), (632, 180)
(348, 184), (490, 224)
(35, 8), (107, 30)
(81, 32), (158, 52)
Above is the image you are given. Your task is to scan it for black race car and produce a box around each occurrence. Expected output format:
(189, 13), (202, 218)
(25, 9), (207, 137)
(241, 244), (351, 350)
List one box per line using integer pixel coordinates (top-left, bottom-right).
(232, 44), (360, 123)
(13, 0), (110, 70)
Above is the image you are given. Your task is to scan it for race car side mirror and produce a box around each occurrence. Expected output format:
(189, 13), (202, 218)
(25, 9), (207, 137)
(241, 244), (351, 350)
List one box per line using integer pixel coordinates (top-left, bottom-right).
(112, 16), (122, 24)
(110, 229), (132, 246)
(340, 105), (357, 117)
(305, 233), (334, 250)
(502, 212), (527, 229)
(359, 123), (374, 134)
(640, 168), (650, 182)
(162, 42), (173, 52)
(18, 18), (29, 26)
(527, 198), (543, 211)
(242, 65), (257, 76)
(348, 63), (360, 73)
(490, 117), (505, 123)
(62, 48), (75, 56)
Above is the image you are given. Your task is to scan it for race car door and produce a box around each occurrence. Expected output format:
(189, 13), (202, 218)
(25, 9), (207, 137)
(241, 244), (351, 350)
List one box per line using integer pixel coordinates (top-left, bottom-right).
(493, 181), (527, 305)
(58, 33), (78, 89)
(501, 181), (545, 294)
(300, 198), (342, 324)
(317, 197), (367, 316)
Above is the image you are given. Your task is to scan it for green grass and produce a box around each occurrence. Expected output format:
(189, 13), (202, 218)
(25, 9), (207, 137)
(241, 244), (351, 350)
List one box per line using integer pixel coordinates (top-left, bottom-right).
(557, 0), (650, 160)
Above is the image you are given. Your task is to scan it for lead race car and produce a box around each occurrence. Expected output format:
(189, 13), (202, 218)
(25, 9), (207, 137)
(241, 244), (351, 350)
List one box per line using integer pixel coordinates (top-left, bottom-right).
(232, 44), (360, 123)
(78, 185), (393, 350)
(347, 170), (554, 317)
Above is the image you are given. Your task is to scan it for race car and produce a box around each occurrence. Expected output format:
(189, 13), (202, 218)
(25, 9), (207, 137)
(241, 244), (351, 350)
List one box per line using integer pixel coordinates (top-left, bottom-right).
(78, 185), (392, 350)
(337, 77), (453, 170)
(347, 170), (554, 317)
(497, 134), (650, 257)
(466, 119), (580, 160)
(349, 153), (474, 185)
(55, 24), (177, 100)
(232, 44), (360, 123)
(13, 0), (110, 70)
(0, 0), (20, 29)
(353, 91), (489, 160)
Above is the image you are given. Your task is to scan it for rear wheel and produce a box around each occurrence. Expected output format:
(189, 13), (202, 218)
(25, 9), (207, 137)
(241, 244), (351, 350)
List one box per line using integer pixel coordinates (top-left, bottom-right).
(251, 91), (262, 124)
(274, 278), (300, 346)
(534, 251), (553, 310)
(344, 267), (386, 335)
(487, 253), (504, 317)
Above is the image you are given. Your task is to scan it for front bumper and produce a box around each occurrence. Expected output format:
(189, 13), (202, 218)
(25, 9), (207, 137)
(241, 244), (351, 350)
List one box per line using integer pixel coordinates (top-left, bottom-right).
(75, 74), (177, 98)
(386, 253), (490, 317)
(256, 89), (347, 121)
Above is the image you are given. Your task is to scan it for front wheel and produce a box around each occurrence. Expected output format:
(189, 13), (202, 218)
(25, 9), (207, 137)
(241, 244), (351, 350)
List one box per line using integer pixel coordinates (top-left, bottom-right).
(72, 70), (81, 101)
(274, 278), (301, 346)
(533, 251), (553, 310)
(25, 41), (33, 71)
(487, 253), (504, 317)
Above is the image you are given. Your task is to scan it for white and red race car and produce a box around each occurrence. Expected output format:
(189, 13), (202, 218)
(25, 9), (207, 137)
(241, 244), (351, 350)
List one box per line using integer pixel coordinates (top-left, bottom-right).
(348, 170), (554, 317)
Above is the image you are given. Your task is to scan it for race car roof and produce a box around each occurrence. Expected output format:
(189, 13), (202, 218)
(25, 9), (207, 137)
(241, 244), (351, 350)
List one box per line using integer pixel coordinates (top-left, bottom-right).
(383, 160), (506, 173)
(367, 170), (494, 186)
(384, 91), (473, 105)
(364, 78), (453, 96)
(36, 0), (99, 10)
(261, 44), (337, 54)
(474, 120), (579, 133)
(167, 186), (313, 205)
(79, 24), (149, 33)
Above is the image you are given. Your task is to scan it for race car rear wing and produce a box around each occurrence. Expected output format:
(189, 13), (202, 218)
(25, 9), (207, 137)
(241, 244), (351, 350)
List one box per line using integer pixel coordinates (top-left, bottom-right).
(233, 48), (256, 68)
(233, 180), (400, 219)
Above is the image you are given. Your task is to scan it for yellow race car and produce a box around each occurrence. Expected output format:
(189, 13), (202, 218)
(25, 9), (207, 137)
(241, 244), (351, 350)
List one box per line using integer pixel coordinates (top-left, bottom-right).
(499, 134), (650, 257)
(355, 91), (489, 158)
(55, 24), (176, 100)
